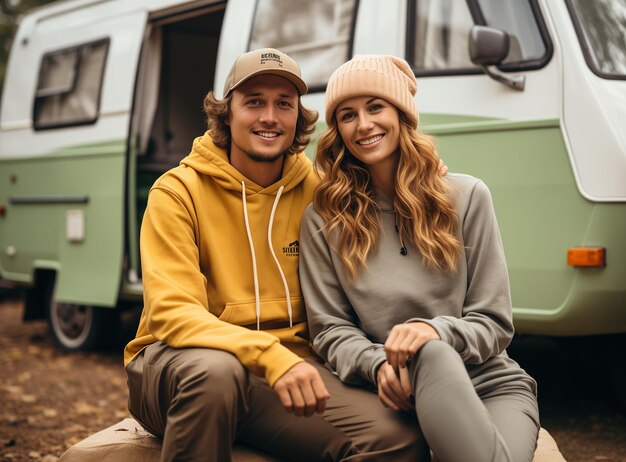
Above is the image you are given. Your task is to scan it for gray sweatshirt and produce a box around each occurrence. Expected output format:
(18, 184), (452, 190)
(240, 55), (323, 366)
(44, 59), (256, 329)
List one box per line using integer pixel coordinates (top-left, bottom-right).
(299, 173), (536, 396)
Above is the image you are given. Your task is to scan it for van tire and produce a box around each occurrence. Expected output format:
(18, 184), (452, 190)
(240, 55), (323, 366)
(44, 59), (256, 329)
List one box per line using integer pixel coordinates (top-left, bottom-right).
(47, 301), (118, 352)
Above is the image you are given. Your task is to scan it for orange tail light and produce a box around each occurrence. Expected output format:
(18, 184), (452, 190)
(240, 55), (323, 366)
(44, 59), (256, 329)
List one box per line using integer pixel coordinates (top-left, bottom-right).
(567, 247), (606, 267)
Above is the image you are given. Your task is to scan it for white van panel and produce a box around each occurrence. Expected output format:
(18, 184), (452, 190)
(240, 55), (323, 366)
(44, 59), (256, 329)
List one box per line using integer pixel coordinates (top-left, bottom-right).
(416, 58), (560, 122)
(100, 13), (148, 114)
(0, 8), (146, 159)
(0, 117), (130, 159)
(0, 14), (37, 127)
(547, 0), (626, 201)
(214, 0), (256, 98)
(34, 0), (143, 34)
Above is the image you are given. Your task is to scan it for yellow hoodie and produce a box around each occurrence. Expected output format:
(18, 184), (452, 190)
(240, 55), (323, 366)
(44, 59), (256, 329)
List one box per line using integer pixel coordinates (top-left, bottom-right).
(124, 132), (318, 386)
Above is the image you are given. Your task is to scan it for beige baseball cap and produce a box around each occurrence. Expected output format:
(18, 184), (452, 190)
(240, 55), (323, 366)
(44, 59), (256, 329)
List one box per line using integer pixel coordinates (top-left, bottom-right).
(223, 48), (308, 97)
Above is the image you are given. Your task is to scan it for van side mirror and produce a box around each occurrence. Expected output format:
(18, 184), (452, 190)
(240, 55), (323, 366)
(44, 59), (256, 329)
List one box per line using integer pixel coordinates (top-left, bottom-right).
(469, 25), (525, 91)
(469, 25), (509, 65)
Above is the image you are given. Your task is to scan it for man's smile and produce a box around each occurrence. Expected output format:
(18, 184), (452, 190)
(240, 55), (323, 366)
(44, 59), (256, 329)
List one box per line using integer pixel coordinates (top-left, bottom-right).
(254, 130), (281, 140)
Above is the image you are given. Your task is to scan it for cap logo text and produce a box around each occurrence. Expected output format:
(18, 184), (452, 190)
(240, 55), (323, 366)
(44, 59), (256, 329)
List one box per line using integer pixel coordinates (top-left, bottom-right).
(260, 52), (283, 67)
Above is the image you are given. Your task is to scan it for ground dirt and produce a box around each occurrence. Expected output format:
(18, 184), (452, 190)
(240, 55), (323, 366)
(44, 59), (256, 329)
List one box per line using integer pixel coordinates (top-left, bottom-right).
(1, 294), (626, 462)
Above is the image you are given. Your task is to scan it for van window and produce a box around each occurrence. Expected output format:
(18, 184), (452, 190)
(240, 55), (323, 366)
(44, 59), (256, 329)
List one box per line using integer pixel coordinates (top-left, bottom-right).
(249, 0), (356, 89)
(408, 0), (550, 74)
(475, 0), (547, 66)
(566, 0), (626, 79)
(34, 39), (109, 130)
(409, 0), (476, 72)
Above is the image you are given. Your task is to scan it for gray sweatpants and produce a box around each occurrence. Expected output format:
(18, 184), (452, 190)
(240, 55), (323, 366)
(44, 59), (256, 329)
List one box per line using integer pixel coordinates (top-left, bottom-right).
(409, 340), (540, 462)
(126, 342), (427, 462)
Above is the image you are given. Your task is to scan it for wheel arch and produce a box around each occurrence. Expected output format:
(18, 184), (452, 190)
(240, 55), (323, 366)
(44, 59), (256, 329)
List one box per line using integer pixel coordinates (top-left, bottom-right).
(23, 263), (59, 321)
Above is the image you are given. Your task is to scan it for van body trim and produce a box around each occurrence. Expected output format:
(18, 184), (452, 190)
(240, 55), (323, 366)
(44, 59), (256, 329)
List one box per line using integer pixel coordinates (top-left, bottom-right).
(0, 110), (127, 133)
(0, 120), (31, 131)
(150, 1), (225, 25)
(9, 195), (89, 205)
(422, 117), (559, 135)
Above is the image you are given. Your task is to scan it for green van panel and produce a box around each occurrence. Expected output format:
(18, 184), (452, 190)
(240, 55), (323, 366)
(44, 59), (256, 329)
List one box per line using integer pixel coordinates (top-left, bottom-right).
(426, 118), (626, 335)
(513, 202), (626, 335)
(0, 140), (126, 307)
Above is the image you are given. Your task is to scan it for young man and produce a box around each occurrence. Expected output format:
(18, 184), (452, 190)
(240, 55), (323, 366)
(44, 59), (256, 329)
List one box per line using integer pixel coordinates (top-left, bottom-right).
(124, 48), (424, 462)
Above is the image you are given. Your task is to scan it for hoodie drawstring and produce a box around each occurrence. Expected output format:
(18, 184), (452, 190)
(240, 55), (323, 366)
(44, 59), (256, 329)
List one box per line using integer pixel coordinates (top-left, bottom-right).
(267, 186), (293, 327)
(242, 181), (261, 330)
(241, 182), (293, 330)
(394, 213), (408, 256)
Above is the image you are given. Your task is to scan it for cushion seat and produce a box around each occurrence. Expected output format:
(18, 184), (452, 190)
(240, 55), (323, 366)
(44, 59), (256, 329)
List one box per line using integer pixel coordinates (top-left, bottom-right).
(58, 417), (565, 462)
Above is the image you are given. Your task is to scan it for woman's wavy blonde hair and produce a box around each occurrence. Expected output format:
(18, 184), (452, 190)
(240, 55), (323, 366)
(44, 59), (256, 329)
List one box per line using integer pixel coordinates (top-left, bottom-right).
(203, 90), (318, 155)
(313, 111), (462, 279)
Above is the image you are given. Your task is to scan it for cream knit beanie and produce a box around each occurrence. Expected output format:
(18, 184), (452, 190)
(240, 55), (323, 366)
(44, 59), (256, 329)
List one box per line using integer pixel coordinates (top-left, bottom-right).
(325, 55), (419, 128)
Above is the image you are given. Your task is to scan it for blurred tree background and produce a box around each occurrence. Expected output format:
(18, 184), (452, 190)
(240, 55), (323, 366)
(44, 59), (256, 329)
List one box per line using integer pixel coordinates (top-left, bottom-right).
(0, 0), (57, 100)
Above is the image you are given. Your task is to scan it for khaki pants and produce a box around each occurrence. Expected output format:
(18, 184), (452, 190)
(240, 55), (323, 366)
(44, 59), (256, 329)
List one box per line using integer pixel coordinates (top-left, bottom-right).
(126, 342), (426, 462)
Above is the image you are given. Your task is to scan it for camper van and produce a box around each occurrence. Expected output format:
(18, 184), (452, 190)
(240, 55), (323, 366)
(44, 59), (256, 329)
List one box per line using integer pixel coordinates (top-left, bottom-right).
(1, 0), (624, 371)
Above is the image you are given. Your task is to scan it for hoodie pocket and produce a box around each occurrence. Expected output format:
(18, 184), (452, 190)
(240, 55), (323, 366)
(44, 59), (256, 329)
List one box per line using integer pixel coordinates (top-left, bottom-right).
(219, 297), (304, 327)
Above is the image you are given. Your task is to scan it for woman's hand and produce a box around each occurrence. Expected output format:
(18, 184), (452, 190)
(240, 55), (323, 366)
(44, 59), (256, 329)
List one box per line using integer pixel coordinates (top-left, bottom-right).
(376, 362), (413, 411)
(438, 158), (448, 176)
(385, 322), (441, 372)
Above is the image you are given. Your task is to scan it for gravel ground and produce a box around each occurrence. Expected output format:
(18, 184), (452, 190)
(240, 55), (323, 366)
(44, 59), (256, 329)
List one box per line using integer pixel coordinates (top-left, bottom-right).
(1, 294), (625, 462)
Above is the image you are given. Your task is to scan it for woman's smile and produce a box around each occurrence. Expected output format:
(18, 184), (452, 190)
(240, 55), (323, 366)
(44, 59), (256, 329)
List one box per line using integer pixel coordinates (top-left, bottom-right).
(357, 134), (385, 146)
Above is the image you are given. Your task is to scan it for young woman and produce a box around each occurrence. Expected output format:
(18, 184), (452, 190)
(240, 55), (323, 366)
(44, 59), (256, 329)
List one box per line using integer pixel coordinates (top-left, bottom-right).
(299, 55), (540, 462)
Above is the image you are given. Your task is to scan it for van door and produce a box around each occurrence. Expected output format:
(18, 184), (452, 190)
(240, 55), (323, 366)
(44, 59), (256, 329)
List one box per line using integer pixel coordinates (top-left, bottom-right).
(124, 2), (227, 296)
(400, 0), (586, 334)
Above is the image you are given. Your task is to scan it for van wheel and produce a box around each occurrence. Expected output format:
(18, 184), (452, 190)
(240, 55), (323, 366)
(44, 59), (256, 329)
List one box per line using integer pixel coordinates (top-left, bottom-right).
(48, 301), (117, 351)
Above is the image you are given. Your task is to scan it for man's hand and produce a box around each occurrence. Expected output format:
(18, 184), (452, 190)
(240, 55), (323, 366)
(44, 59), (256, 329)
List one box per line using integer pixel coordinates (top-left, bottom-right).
(273, 362), (330, 417)
(384, 322), (440, 373)
(376, 362), (412, 411)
